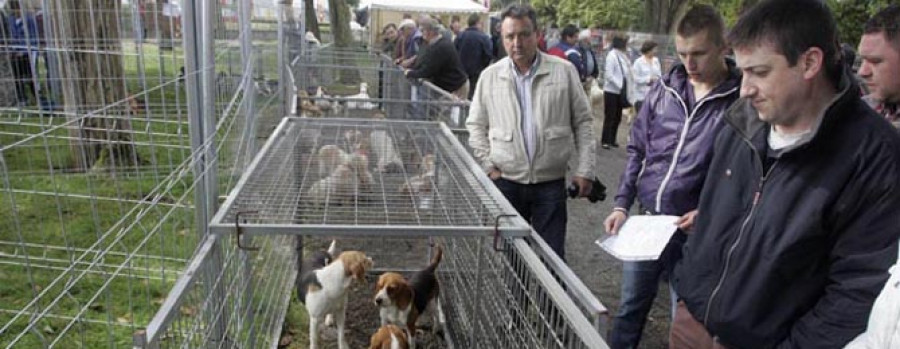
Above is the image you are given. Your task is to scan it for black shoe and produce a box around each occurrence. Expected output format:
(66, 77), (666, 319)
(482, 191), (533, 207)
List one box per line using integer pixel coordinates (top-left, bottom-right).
(611, 143), (621, 148)
(601, 143), (610, 149)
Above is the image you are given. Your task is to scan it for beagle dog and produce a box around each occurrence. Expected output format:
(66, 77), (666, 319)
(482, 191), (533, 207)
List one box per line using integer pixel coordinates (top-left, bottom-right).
(373, 245), (443, 348)
(368, 324), (411, 349)
(302, 250), (373, 349)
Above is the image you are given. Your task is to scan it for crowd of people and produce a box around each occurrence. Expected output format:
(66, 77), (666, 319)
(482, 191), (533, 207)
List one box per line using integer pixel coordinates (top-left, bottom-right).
(374, 0), (900, 347)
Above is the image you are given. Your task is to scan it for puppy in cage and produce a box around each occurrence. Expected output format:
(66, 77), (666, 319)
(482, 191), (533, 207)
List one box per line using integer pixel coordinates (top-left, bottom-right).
(295, 89), (323, 117)
(368, 324), (411, 349)
(309, 142), (375, 205)
(301, 248), (374, 349)
(368, 129), (404, 173)
(345, 82), (379, 110)
(373, 245), (443, 349)
(316, 145), (352, 179)
(399, 153), (435, 197)
(313, 86), (344, 116)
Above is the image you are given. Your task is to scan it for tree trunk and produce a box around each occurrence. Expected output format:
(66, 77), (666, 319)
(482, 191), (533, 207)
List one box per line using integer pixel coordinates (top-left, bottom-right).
(327, 0), (359, 83)
(644, 0), (691, 34)
(304, 0), (320, 40)
(50, 0), (139, 173)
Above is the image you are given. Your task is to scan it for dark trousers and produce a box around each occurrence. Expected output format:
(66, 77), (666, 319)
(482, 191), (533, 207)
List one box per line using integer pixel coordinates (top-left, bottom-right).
(610, 232), (686, 349)
(493, 178), (568, 259)
(12, 54), (34, 103)
(602, 91), (625, 145)
(466, 74), (479, 100)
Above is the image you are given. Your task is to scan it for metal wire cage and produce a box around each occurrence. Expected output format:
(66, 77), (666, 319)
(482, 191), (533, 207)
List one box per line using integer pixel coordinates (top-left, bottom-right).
(289, 49), (470, 128)
(210, 117), (529, 239)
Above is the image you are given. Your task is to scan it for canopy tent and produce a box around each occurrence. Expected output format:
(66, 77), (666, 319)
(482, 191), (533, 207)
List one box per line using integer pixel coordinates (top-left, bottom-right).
(362, 0), (488, 13)
(363, 0), (489, 50)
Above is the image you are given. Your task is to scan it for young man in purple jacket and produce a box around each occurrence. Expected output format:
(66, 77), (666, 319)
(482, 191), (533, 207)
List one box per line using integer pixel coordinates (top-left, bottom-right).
(601, 5), (741, 348)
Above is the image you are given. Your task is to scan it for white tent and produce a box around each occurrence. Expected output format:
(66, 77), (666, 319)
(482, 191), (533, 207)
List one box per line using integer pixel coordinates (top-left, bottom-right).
(363, 0), (487, 14)
(364, 0), (488, 50)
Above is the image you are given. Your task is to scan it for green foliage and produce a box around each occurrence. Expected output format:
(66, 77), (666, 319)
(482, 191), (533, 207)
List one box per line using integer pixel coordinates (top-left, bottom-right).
(534, 0), (643, 30)
(531, 0), (888, 42)
(828, 0), (893, 47)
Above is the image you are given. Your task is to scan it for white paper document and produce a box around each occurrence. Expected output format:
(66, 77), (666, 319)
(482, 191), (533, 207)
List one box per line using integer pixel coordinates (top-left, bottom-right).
(595, 215), (680, 261)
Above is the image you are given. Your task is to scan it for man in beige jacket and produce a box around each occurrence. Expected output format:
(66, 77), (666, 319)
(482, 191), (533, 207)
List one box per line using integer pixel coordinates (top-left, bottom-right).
(465, 3), (595, 259)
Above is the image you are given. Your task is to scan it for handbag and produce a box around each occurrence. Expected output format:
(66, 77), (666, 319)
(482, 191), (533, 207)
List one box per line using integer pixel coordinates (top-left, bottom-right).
(616, 53), (632, 108)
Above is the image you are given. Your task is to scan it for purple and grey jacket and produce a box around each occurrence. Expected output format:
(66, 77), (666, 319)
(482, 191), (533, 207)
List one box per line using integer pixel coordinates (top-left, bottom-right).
(614, 60), (741, 215)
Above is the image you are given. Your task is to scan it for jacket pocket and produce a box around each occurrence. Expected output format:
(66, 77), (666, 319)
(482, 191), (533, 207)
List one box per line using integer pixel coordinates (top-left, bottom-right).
(489, 129), (516, 170)
(543, 126), (573, 167)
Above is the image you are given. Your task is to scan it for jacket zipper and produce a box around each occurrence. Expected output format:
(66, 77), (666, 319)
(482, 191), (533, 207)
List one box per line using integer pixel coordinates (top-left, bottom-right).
(703, 137), (779, 327)
(654, 84), (739, 213)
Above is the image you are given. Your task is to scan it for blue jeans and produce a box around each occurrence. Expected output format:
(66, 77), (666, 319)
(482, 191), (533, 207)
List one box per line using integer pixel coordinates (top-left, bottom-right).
(493, 178), (568, 259)
(609, 232), (686, 349)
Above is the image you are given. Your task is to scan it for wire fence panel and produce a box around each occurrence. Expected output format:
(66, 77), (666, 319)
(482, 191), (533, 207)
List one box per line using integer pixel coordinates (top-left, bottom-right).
(0, 0), (279, 347)
(134, 233), (296, 349)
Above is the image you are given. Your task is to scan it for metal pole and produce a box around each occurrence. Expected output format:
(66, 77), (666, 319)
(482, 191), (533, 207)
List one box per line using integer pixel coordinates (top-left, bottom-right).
(239, 0), (257, 168)
(182, 0), (226, 346)
(278, 2), (289, 117)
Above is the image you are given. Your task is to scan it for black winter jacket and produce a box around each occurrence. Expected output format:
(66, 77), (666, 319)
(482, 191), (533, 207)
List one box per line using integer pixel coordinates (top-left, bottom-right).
(673, 72), (900, 348)
(406, 36), (468, 93)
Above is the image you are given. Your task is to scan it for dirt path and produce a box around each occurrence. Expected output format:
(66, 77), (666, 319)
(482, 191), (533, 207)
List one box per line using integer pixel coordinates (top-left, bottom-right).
(565, 128), (672, 349)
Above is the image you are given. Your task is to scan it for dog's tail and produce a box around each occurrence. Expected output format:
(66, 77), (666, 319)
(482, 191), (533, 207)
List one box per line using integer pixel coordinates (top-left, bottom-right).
(425, 244), (443, 272)
(327, 240), (338, 258)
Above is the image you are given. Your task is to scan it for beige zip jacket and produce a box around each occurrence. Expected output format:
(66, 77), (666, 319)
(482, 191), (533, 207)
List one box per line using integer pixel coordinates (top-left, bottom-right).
(466, 53), (595, 183)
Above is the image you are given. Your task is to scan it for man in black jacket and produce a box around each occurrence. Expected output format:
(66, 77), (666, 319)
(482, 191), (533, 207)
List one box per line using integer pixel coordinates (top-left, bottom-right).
(403, 18), (469, 100)
(671, 0), (900, 347)
(454, 13), (492, 100)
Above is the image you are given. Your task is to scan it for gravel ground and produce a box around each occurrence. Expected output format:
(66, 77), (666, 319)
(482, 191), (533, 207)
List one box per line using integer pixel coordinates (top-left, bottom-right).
(566, 113), (673, 349)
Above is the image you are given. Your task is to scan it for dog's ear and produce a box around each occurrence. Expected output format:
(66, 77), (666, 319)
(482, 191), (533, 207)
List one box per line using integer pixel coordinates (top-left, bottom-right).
(374, 274), (385, 291)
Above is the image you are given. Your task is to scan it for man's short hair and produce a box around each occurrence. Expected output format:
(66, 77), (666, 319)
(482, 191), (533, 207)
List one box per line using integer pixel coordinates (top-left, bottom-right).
(500, 3), (538, 31)
(611, 35), (627, 50)
(467, 13), (480, 28)
(676, 4), (725, 47)
(640, 40), (658, 54)
(864, 5), (900, 48)
(561, 25), (579, 39)
(728, 0), (841, 84)
(418, 18), (439, 34)
(399, 19), (417, 30)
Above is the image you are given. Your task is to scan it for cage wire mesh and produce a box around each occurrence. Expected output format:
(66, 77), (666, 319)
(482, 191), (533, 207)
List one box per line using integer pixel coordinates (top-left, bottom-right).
(210, 117), (529, 237)
(290, 48), (470, 128)
(204, 117), (607, 348)
(0, 0), (286, 347)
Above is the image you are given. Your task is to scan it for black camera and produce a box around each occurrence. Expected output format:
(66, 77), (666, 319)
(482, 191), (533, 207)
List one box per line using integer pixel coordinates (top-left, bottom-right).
(567, 177), (607, 203)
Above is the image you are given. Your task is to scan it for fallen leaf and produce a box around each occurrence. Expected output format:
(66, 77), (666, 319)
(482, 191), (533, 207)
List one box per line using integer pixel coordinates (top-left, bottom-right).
(279, 334), (293, 346)
(180, 306), (196, 316)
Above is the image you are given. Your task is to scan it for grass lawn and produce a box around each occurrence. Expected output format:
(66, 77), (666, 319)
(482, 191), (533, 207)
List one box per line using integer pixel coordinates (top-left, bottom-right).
(0, 35), (278, 346)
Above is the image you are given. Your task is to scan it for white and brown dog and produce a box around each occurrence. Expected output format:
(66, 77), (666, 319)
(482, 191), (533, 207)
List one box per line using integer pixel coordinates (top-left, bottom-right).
(373, 245), (443, 348)
(369, 130), (403, 173)
(300, 249), (373, 349)
(399, 154), (435, 196)
(308, 143), (374, 205)
(369, 324), (411, 349)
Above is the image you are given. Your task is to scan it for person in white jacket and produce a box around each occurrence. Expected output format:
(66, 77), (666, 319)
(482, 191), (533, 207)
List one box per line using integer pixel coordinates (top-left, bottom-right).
(631, 40), (662, 114)
(845, 246), (900, 348)
(601, 35), (634, 149)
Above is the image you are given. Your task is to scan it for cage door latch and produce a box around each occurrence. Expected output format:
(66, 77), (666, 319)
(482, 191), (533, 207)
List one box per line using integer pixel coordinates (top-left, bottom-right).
(235, 211), (260, 251)
(493, 214), (517, 252)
